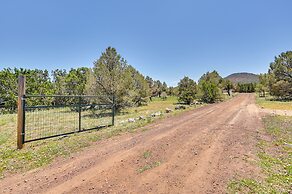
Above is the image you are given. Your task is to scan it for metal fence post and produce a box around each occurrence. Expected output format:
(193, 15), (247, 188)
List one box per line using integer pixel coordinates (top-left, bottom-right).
(78, 96), (82, 132)
(112, 95), (115, 126)
(17, 76), (26, 149)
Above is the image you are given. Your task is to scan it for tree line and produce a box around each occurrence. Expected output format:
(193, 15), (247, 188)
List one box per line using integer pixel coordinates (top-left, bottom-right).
(177, 70), (234, 104)
(257, 51), (292, 100)
(1, 48), (291, 113)
(176, 50), (292, 104)
(0, 47), (170, 113)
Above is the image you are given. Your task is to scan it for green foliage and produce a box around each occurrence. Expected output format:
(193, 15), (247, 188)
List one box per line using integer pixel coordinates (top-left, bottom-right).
(256, 73), (269, 97)
(51, 69), (67, 96)
(0, 67), (91, 113)
(87, 47), (152, 110)
(51, 68), (91, 106)
(0, 68), (18, 112)
(0, 68), (54, 112)
(146, 77), (168, 98)
(198, 71), (223, 103)
(88, 47), (132, 110)
(161, 91), (167, 100)
(199, 80), (222, 103)
(228, 178), (266, 193)
(145, 76), (155, 97)
(65, 67), (89, 95)
(138, 161), (161, 173)
(177, 76), (197, 104)
(0, 47), (164, 113)
(162, 82), (168, 92)
(270, 80), (291, 99)
(154, 80), (163, 97)
(127, 66), (151, 106)
(236, 82), (256, 93)
(167, 86), (178, 96)
(268, 51), (292, 99)
(222, 79), (234, 96)
(143, 150), (152, 159)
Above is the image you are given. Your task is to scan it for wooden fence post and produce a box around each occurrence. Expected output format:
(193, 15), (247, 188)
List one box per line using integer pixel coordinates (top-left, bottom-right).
(112, 95), (115, 126)
(17, 76), (25, 149)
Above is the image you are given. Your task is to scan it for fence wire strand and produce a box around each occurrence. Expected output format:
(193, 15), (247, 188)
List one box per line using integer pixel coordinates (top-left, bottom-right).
(23, 96), (114, 142)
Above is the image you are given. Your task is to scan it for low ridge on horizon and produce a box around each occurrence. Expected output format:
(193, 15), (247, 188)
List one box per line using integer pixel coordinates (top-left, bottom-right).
(225, 72), (259, 84)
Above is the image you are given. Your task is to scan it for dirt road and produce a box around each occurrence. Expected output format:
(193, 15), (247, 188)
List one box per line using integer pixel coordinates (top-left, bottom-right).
(0, 94), (263, 194)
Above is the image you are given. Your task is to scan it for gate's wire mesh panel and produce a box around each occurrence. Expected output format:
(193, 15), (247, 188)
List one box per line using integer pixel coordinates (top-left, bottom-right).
(81, 105), (112, 129)
(23, 96), (114, 142)
(25, 106), (79, 141)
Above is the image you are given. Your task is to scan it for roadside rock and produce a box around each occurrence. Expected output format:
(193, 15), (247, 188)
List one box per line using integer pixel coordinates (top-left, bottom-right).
(175, 105), (186, 110)
(151, 111), (162, 117)
(165, 108), (173, 113)
(128, 118), (136, 123)
(137, 116), (145, 120)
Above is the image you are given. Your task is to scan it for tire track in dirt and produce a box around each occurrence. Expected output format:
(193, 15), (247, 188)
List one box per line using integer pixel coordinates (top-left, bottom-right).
(0, 94), (262, 194)
(46, 101), (230, 193)
(49, 94), (257, 194)
(120, 95), (255, 194)
(0, 103), (222, 193)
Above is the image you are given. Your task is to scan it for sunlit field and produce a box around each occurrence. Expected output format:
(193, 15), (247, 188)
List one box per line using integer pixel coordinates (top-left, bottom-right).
(0, 96), (200, 178)
(256, 95), (292, 110)
(24, 107), (112, 142)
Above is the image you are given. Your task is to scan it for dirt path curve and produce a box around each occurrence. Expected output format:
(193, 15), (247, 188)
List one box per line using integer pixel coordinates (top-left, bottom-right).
(0, 94), (263, 194)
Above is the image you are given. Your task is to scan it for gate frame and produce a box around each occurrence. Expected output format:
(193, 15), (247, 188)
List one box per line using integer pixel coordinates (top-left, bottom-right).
(17, 76), (116, 149)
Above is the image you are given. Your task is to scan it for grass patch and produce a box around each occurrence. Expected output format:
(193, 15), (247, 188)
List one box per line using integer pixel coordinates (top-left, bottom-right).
(143, 150), (152, 159)
(256, 95), (292, 110)
(228, 178), (266, 193)
(228, 115), (292, 193)
(138, 161), (161, 173)
(0, 96), (200, 178)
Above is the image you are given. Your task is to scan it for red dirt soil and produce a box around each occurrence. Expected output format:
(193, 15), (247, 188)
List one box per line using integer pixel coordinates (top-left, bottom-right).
(0, 94), (263, 194)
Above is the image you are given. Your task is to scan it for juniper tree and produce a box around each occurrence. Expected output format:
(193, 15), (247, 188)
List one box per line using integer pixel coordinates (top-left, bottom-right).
(198, 71), (223, 103)
(127, 66), (150, 106)
(256, 73), (269, 97)
(177, 76), (197, 104)
(269, 51), (292, 99)
(87, 47), (132, 110)
(222, 79), (233, 96)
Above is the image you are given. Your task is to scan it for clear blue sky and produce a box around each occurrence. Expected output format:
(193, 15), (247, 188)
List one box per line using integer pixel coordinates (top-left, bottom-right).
(1, 0), (292, 86)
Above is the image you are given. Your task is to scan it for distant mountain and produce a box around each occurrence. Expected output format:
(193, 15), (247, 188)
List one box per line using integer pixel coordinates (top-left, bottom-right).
(225, 73), (259, 84)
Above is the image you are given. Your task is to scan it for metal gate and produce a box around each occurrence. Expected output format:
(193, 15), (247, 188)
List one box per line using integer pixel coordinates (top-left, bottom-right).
(17, 76), (115, 148)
